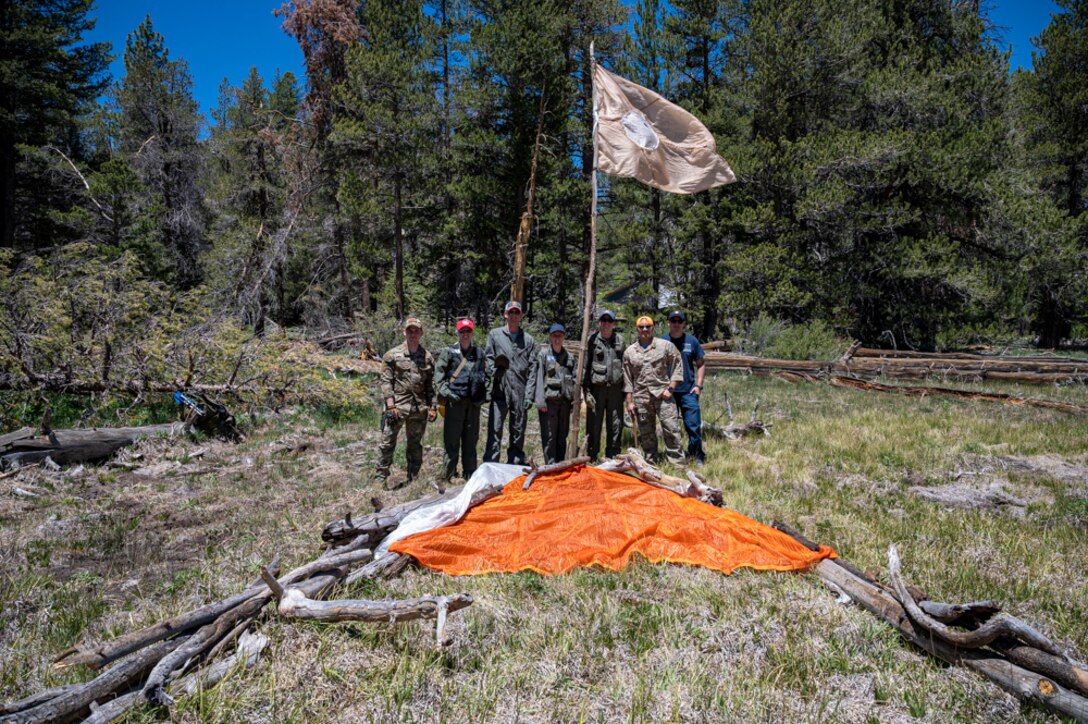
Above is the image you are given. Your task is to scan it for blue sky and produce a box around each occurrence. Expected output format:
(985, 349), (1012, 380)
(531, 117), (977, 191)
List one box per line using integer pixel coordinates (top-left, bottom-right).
(84, 0), (1061, 124)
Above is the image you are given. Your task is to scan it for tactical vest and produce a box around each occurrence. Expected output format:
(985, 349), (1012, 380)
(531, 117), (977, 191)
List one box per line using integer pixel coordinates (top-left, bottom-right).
(543, 349), (576, 401)
(588, 332), (624, 386)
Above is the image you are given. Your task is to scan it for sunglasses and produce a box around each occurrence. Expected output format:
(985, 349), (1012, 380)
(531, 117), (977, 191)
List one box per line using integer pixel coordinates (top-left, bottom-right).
(637, 324), (653, 330)
(457, 329), (473, 334)
(506, 309), (522, 315)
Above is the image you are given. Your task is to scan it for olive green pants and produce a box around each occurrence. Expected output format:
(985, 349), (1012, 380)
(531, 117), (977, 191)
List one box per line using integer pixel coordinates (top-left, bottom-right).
(442, 400), (481, 480)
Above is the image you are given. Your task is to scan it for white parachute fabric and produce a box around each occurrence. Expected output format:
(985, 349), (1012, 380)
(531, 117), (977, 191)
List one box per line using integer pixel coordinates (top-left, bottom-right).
(374, 462), (525, 559)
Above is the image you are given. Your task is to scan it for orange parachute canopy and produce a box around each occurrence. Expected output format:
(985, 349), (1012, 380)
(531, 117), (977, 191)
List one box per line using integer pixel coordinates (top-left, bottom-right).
(390, 465), (835, 576)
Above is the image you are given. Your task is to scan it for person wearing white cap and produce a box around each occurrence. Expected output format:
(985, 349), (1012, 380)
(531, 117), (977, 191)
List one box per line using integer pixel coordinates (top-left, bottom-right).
(483, 300), (536, 464)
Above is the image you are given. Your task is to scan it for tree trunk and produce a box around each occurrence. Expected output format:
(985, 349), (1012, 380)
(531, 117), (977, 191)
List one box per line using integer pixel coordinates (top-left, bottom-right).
(1, 141), (14, 248)
(393, 170), (405, 321)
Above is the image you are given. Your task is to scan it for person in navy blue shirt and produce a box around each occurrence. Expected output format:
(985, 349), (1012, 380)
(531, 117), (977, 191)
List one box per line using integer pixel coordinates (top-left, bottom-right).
(662, 310), (707, 464)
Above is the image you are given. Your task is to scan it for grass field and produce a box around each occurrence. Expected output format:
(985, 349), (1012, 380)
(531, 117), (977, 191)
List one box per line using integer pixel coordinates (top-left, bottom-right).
(1, 372), (1086, 722)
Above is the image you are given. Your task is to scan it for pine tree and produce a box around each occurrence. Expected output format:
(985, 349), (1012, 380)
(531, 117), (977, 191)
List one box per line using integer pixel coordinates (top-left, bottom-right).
(116, 16), (206, 287)
(1012, 0), (1088, 346)
(0, 0), (110, 248)
(332, 0), (440, 321)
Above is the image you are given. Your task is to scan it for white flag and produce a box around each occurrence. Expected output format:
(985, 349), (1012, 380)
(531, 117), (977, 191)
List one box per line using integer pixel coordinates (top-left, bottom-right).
(594, 64), (736, 194)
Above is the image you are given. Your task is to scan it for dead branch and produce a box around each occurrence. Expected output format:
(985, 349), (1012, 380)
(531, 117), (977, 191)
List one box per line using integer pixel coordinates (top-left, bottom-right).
(992, 642), (1088, 698)
(887, 545), (1067, 658)
(4, 637), (186, 723)
(43, 145), (113, 223)
(55, 559), (280, 670)
(82, 632), (270, 724)
(522, 456), (591, 490)
(605, 449), (722, 505)
(917, 600), (1002, 625)
(275, 588), (473, 625)
(770, 520), (875, 585)
(345, 553), (411, 585)
(816, 558), (1088, 720)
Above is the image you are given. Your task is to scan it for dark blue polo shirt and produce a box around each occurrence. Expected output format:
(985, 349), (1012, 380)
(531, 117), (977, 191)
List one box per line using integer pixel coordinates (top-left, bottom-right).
(662, 333), (704, 394)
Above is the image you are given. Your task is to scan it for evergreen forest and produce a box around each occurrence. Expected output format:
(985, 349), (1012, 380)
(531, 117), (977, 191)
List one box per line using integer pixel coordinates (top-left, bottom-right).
(2, 0), (1087, 379)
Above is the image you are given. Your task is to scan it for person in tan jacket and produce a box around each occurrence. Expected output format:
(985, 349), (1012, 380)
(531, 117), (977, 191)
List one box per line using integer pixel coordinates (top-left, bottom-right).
(623, 315), (685, 465)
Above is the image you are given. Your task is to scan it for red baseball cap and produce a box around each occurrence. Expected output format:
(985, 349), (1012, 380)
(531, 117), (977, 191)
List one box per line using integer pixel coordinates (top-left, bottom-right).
(456, 318), (475, 332)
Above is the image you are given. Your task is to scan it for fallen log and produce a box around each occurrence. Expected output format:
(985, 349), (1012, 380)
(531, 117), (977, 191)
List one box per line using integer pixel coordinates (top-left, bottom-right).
(55, 559), (281, 670)
(1, 637), (187, 724)
(992, 641), (1088, 698)
(82, 631), (269, 724)
(2, 423), (189, 470)
(829, 376), (1088, 415)
(264, 565), (472, 625)
(322, 488), (462, 546)
(888, 545), (1067, 658)
(815, 559), (1088, 721)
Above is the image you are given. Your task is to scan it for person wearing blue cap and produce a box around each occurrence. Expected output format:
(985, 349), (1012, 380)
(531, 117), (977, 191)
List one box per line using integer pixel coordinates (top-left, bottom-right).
(526, 323), (575, 463)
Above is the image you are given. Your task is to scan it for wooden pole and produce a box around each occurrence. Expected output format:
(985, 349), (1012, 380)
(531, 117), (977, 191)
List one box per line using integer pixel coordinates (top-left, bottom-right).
(512, 86), (547, 305)
(567, 42), (598, 459)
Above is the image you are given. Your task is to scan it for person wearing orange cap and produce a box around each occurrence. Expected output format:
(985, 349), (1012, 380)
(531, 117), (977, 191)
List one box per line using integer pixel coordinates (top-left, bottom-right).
(376, 317), (437, 489)
(622, 315), (685, 465)
(435, 318), (487, 481)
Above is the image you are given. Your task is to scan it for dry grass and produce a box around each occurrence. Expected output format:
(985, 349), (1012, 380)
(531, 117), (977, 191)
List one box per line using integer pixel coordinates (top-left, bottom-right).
(1, 374), (1086, 722)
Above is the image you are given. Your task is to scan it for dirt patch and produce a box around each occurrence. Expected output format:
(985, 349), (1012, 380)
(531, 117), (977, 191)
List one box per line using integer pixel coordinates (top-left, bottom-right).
(908, 479), (1052, 516)
(994, 454), (1088, 489)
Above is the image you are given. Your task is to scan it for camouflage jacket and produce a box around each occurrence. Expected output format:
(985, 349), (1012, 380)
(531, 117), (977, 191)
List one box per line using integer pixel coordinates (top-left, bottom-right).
(380, 343), (435, 413)
(622, 338), (684, 401)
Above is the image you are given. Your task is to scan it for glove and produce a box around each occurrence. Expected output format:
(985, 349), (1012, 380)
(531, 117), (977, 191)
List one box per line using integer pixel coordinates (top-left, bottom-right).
(584, 392), (596, 413)
(387, 406), (400, 422)
(427, 408), (437, 422)
(523, 398), (534, 411)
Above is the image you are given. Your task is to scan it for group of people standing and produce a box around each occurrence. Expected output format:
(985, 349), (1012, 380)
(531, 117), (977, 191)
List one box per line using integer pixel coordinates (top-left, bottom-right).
(375, 301), (707, 489)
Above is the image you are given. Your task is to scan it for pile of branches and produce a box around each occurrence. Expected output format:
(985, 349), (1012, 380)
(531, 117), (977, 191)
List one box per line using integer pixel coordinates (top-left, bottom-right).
(3, 456), (1084, 722)
(1, 454), (716, 722)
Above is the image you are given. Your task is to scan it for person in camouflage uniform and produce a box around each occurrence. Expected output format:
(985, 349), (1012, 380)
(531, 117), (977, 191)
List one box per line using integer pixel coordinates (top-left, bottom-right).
(376, 317), (437, 488)
(623, 315), (685, 465)
(527, 323), (576, 463)
(582, 309), (625, 461)
(435, 318), (485, 481)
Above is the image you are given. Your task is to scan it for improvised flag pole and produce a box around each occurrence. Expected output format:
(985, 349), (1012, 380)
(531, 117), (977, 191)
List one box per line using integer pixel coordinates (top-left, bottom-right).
(567, 41), (599, 460)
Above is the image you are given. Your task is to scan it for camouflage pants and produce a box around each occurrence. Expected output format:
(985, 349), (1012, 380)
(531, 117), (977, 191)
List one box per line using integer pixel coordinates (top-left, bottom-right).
(376, 411), (428, 480)
(634, 395), (684, 465)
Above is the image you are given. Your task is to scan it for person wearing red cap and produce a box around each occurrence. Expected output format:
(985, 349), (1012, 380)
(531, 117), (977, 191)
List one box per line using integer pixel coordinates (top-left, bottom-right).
(435, 318), (487, 481)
